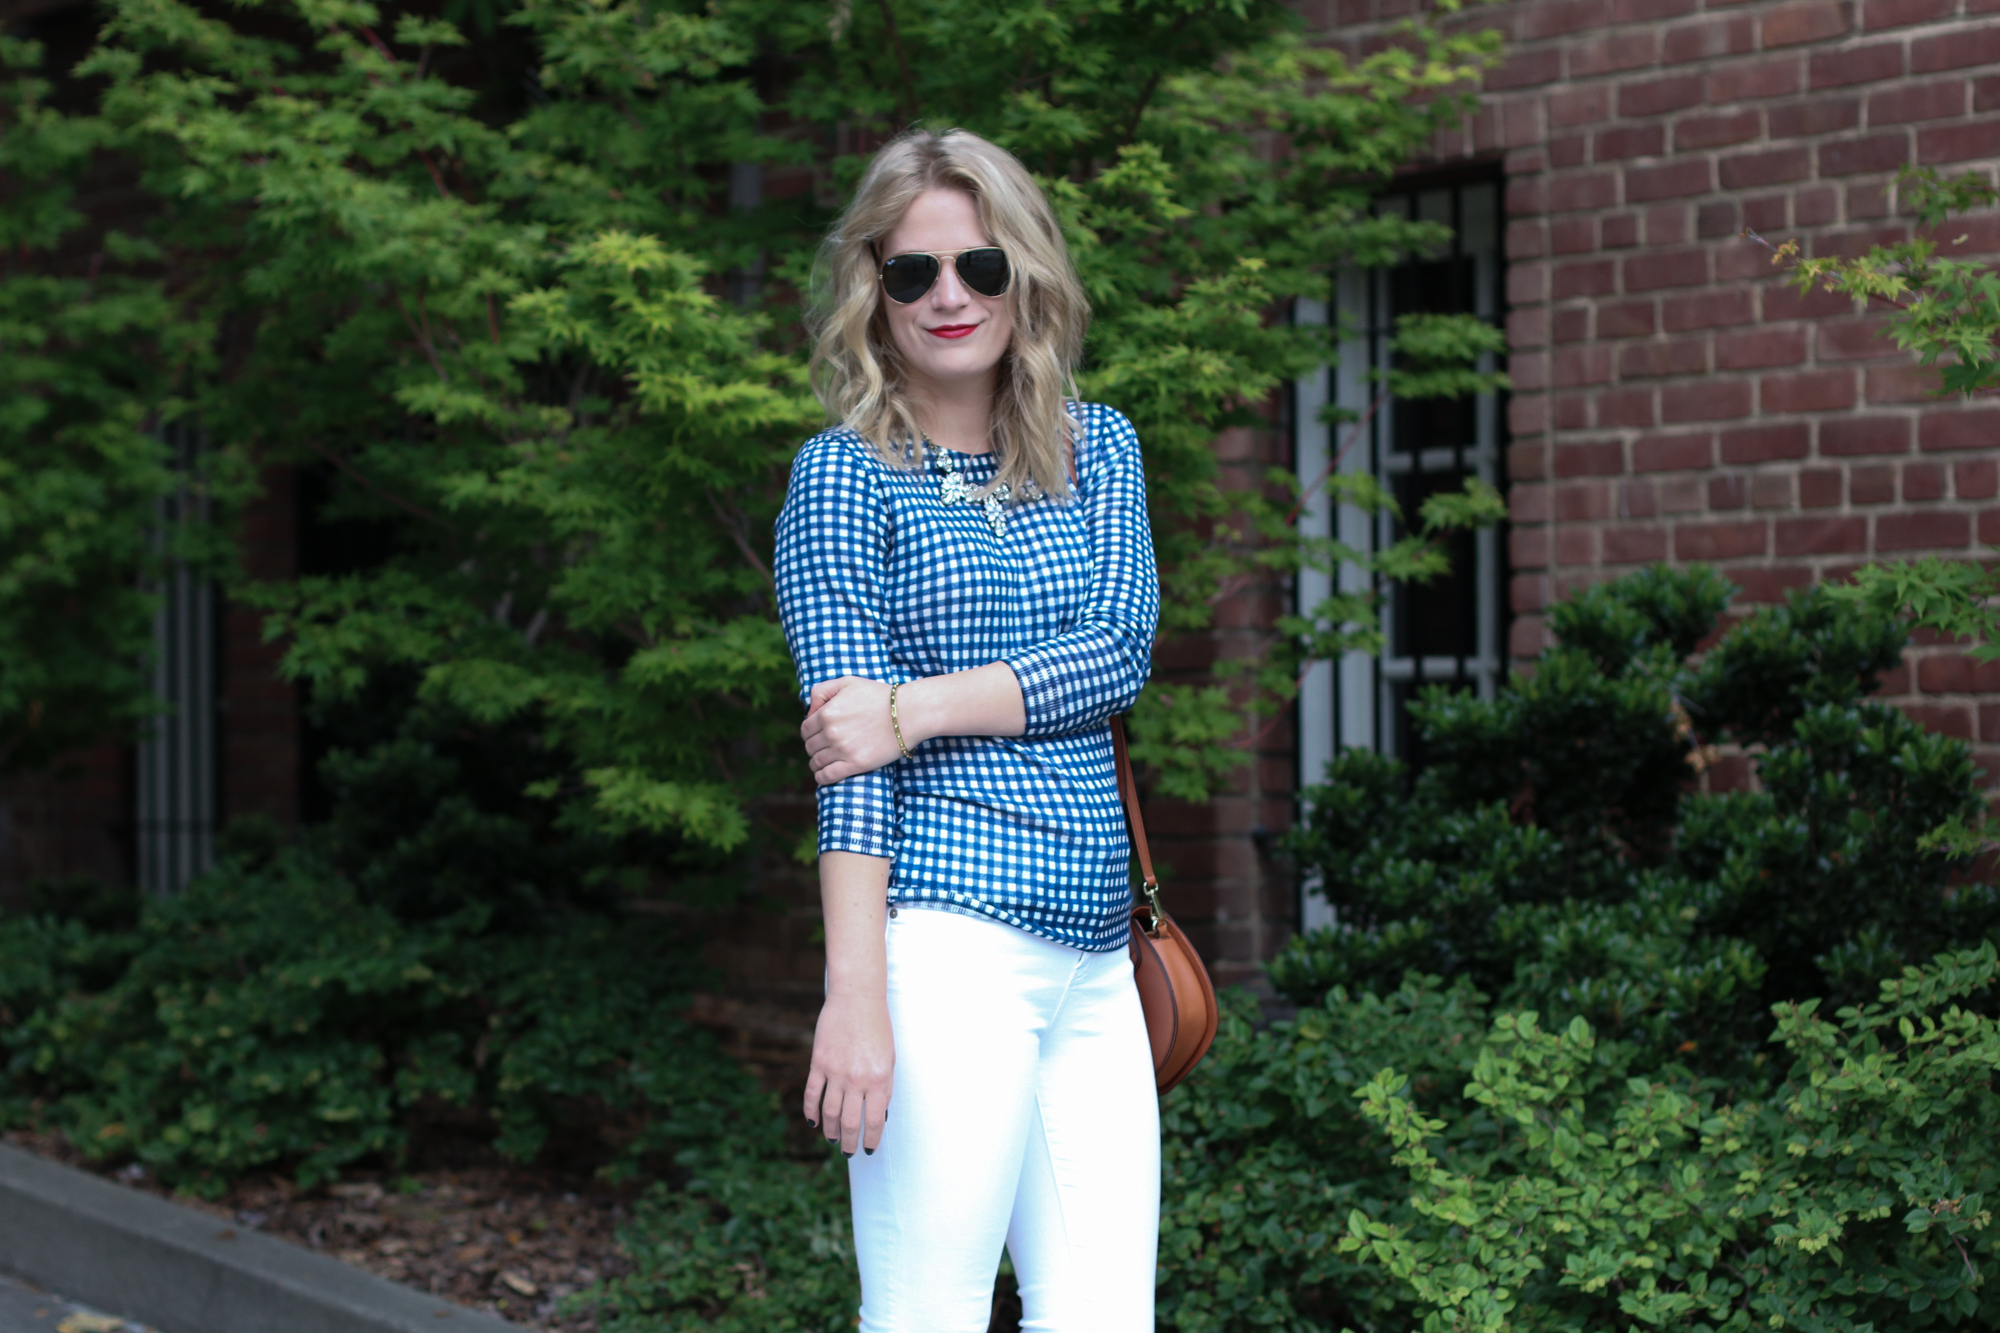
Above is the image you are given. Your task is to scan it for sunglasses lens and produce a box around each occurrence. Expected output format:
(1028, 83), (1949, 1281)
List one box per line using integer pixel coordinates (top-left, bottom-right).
(880, 253), (940, 304)
(957, 248), (1010, 298)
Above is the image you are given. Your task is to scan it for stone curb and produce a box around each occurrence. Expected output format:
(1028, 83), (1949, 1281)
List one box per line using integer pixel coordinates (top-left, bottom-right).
(0, 1145), (519, 1333)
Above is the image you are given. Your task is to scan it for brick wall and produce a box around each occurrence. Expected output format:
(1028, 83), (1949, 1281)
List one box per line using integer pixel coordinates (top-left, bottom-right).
(1310, 0), (2000, 783)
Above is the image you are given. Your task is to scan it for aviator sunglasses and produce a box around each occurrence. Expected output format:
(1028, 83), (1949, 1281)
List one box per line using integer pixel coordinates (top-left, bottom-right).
(876, 246), (1012, 304)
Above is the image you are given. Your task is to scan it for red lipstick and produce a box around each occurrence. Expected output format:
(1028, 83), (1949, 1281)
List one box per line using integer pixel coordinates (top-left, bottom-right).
(927, 324), (978, 340)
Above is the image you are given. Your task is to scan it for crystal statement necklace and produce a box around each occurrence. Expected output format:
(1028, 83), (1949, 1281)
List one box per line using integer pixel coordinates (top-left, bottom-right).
(924, 442), (1017, 536)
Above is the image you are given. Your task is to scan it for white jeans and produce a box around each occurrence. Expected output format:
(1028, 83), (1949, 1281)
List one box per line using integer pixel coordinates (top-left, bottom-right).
(847, 906), (1160, 1332)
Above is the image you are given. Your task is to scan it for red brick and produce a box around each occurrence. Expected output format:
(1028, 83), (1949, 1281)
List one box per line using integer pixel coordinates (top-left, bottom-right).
(1902, 703), (1975, 740)
(1722, 422), (1812, 462)
(1658, 476), (1707, 512)
(1664, 288), (1756, 331)
(1977, 74), (2000, 113)
(1599, 299), (1659, 339)
(1720, 147), (1811, 190)
(1603, 213), (1641, 247)
(1620, 74), (1706, 118)
(1556, 482), (1615, 521)
(1519, 0), (1615, 39)
(1551, 170), (1621, 213)
(1776, 515), (1869, 554)
(1553, 259), (1618, 299)
(1605, 525), (1671, 563)
(1551, 216), (1595, 254)
(1919, 654), (2000, 693)
(1599, 387), (1659, 428)
(1709, 58), (1802, 103)
(1555, 344), (1616, 387)
(1624, 249), (1710, 291)
(1903, 461), (1949, 501)
(1554, 306), (1590, 343)
(1798, 183), (1843, 222)
(1663, 380), (1754, 422)
(1919, 120), (2000, 165)
(1552, 393), (1590, 431)
(1488, 46), (1565, 91)
(1912, 26), (2000, 73)
(1514, 350), (1552, 393)
(1920, 409), (2000, 452)
(1622, 479), (1660, 517)
(1983, 508), (2000, 544)
(1512, 394), (1550, 437)
(1571, 30), (1663, 76)
(1851, 464), (1896, 502)
(1675, 109), (1762, 151)
(1551, 134), (1590, 169)
(1512, 530), (1552, 572)
(1512, 482), (1554, 523)
(1816, 316), (1896, 361)
(1880, 511), (1972, 549)
(1698, 200), (1742, 238)
(1716, 327), (1809, 370)
(1868, 364), (1942, 403)
(1743, 194), (1789, 231)
(1863, 0), (1951, 26)
(1736, 567), (1819, 604)
(1511, 307), (1550, 351)
(1557, 441), (1626, 476)
(1510, 260), (1551, 306)
(1710, 474), (1749, 509)
(1754, 473), (1796, 508)
(1810, 42), (1905, 88)
(1677, 520), (1770, 559)
(1615, 0), (1700, 18)
(1762, 371), (1855, 414)
(1665, 16), (1757, 62)
(1769, 97), (1862, 138)
(1762, 1), (1851, 46)
(1597, 125), (1668, 160)
(1822, 415), (1911, 455)
(1647, 206), (1691, 246)
(1549, 85), (1613, 128)
(1957, 458), (2000, 499)
(1619, 339), (1708, 378)
(1985, 702), (2000, 740)
(1509, 175), (1550, 219)
(1820, 133), (1910, 176)
(1628, 159), (1715, 202)
(1634, 431), (1714, 471)
(1510, 616), (1549, 659)
(1871, 81), (1968, 125)
(1800, 467), (1844, 507)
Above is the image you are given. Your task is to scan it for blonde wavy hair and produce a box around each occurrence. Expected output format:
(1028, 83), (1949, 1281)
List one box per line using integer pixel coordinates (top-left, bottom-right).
(808, 128), (1089, 502)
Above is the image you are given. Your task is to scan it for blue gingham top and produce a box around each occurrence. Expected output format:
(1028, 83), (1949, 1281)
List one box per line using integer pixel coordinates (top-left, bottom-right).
(773, 402), (1159, 952)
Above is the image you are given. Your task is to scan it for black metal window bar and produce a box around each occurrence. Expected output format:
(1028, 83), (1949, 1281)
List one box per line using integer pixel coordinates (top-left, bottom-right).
(1295, 178), (1507, 927)
(135, 422), (216, 896)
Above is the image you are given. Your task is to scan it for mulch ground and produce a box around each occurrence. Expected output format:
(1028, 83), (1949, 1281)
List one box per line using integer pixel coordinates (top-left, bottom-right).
(6, 1129), (636, 1331)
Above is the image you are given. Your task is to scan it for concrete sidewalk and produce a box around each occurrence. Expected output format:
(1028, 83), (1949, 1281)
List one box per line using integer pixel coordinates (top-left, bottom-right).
(0, 1273), (154, 1333)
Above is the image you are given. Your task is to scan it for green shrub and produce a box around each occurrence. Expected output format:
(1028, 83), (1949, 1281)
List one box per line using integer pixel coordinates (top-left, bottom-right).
(1350, 945), (2000, 1333)
(1272, 567), (1994, 1081)
(0, 851), (778, 1195)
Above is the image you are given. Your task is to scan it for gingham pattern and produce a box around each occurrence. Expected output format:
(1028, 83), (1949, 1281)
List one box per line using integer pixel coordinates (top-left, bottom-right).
(774, 403), (1160, 952)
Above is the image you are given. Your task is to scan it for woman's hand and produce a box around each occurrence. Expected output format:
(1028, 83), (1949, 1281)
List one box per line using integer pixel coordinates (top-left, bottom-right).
(805, 990), (895, 1156)
(802, 676), (902, 784)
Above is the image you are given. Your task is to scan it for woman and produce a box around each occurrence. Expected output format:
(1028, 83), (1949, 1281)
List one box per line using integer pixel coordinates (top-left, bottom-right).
(773, 127), (1162, 1332)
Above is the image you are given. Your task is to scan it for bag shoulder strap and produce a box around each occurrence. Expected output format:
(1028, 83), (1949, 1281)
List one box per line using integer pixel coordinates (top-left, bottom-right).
(1109, 716), (1165, 927)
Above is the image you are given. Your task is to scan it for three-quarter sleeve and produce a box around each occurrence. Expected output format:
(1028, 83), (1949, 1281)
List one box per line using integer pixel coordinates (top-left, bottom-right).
(774, 434), (900, 860)
(1002, 405), (1160, 737)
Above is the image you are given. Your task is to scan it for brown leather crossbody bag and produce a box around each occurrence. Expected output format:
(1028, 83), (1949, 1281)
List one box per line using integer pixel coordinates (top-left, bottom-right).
(1110, 716), (1219, 1094)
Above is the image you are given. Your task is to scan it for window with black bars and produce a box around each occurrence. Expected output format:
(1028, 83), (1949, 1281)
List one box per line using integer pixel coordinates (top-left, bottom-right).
(1294, 177), (1508, 930)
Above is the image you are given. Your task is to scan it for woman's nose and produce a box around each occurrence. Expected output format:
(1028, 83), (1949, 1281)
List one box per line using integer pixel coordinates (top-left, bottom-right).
(929, 261), (970, 308)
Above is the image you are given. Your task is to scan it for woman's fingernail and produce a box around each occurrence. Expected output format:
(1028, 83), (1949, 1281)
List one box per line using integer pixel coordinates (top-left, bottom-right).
(864, 1147), (875, 1156)
(843, 1151), (854, 1160)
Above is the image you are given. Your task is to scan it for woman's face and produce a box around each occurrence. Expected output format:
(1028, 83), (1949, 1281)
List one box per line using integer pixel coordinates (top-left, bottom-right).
(878, 188), (1015, 404)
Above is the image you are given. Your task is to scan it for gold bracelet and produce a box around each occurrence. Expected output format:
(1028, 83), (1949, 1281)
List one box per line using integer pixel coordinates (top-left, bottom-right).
(890, 682), (913, 759)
